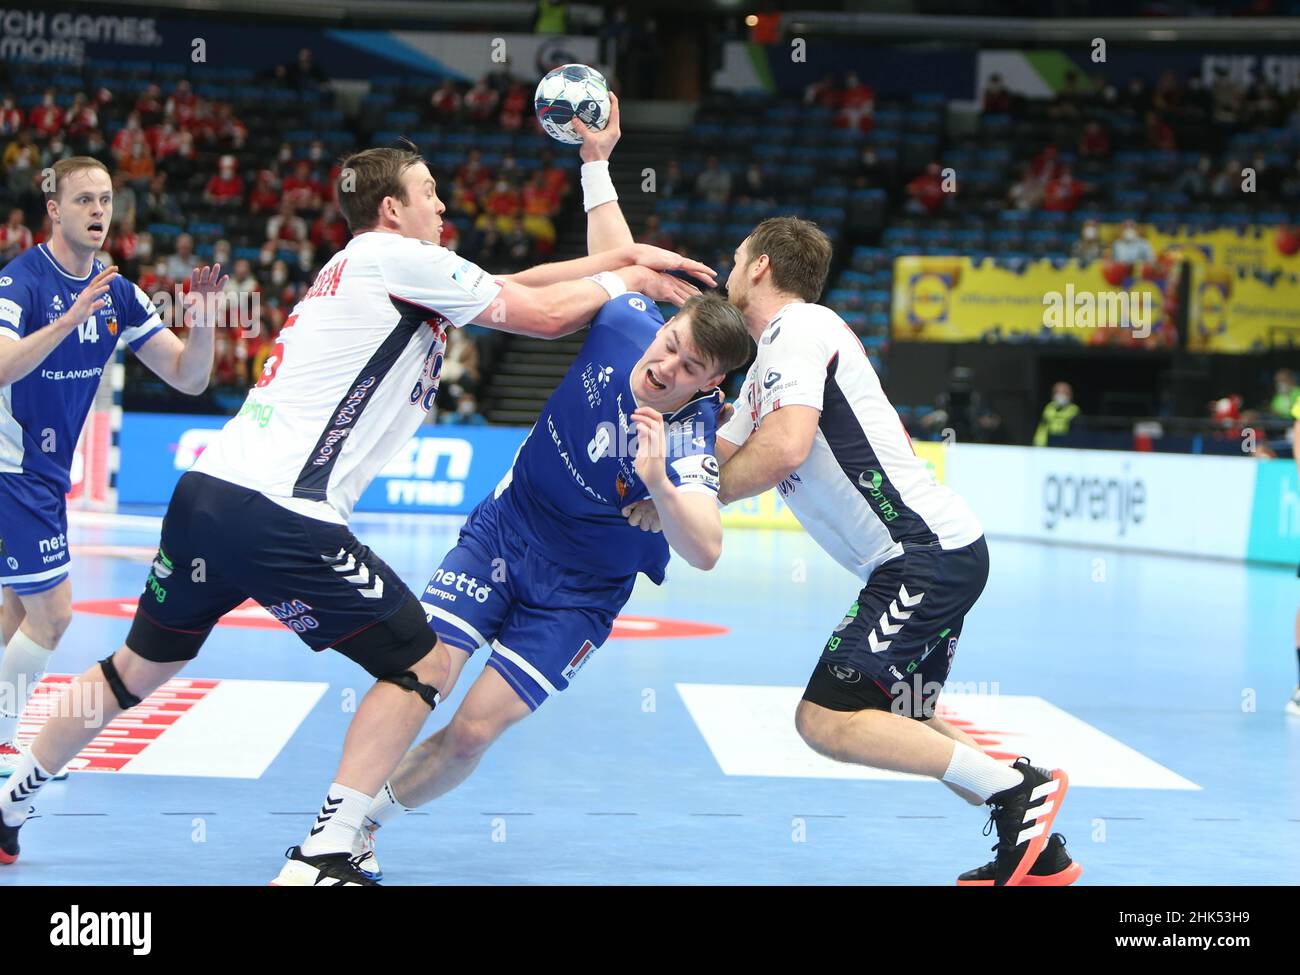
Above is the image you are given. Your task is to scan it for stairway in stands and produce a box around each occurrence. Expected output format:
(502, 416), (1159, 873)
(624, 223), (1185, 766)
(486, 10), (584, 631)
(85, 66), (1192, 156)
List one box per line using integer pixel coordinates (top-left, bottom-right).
(482, 126), (686, 426)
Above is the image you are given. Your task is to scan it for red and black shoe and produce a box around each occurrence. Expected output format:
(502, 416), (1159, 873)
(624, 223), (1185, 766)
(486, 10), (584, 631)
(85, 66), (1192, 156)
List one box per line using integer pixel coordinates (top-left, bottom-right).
(957, 832), (1082, 886)
(983, 757), (1070, 887)
(0, 810), (24, 865)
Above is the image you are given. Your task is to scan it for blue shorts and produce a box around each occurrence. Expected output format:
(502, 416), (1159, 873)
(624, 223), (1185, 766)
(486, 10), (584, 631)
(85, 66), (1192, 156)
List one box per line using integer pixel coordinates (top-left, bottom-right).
(422, 498), (636, 710)
(0, 473), (70, 596)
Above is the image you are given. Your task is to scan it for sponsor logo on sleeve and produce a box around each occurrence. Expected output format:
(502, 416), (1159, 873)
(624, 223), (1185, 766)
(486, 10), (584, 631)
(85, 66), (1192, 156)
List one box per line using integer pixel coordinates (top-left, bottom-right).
(0, 297), (21, 327)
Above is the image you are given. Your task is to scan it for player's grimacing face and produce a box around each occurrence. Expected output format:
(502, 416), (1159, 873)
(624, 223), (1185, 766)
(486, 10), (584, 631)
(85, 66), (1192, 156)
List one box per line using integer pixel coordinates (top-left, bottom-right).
(634, 315), (723, 411)
(394, 163), (445, 243)
(53, 168), (113, 252)
(726, 238), (751, 306)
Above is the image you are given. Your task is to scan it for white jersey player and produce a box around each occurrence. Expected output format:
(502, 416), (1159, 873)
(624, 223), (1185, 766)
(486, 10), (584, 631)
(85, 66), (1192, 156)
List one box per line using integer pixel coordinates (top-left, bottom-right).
(0, 144), (716, 885)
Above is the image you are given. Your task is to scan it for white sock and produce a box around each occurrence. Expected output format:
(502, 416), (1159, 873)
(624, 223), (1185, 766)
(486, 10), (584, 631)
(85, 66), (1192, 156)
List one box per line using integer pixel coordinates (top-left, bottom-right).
(941, 743), (1025, 802)
(300, 783), (372, 856)
(0, 749), (54, 827)
(0, 630), (54, 744)
(363, 780), (411, 830)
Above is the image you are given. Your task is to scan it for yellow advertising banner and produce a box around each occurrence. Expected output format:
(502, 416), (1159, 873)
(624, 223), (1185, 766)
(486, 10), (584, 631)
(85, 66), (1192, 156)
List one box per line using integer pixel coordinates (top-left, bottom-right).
(1114, 224), (1300, 274)
(892, 256), (1179, 348)
(1189, 263), (1300, 353)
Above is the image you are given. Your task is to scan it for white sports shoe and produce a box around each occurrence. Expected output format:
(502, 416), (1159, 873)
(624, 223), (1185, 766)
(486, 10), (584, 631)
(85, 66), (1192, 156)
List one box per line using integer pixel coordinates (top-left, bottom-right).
(351, 822), (382, 881)
(0, 741), (67, 780)
(1287, 687), (1300, 718)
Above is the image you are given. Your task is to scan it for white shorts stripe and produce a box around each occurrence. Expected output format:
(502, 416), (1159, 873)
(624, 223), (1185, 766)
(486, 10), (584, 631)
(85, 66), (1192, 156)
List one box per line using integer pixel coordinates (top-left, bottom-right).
(491, 639), (559, 697)
(0, 561), (72, 586)
(423, 603), (488, 651)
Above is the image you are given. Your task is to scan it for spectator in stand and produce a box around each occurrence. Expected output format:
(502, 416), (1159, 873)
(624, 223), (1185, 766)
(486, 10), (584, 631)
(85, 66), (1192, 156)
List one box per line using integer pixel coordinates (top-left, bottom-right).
(430, 79), (463, 123)
(4, 129), (40, 195)
(204, 154), (245, 207)
(109, 169), (138, 231)
(641, 213), (674, 250)
(502, 218), (532, 264)
(480, 177), (522, 233)
(1077, 120), (1110, 159)
(464, 78), (500, 124)
(287, 47), (328, 90)
(1271, 368), (1300, 419)
(267, 199), (308, 245)
(212, 238), (233, 271)
(520, 171), (558, 252)
(905, 162), (947, 215)
(1028, 144), (1061, 184)
(538, 149), (569, 200)
(164, 233), (198, 281)
(440, 391), (488, 427)
(136, 261), (172, 316)
(112, 112), (147, 162)
(1211, 66), (1243, 125)
(248, 169), (280, 215)
(214, 103), (247, 149)
(1144, 110), (1176, 151)
(738, 161), (769, 202)
(1152, 69), (1182, 114)
(39, 133), (72, 168)
(310, 202), (349, 255)
(440, 218), (460, 252)
(1072, 219), (1104, 263)
(499, 82), (530, 131)
(267, 258), (296, 305)
(119, 140), (156, 189)
(227, 258), (261, 297)
(1047, 70), (1086, 120)
(695, 155), (732, 205)
(457, 149), (493, 196)
(1211, 158), (1243, 198)
(82, 128), (108, 159)
(294, 241), (317, 285)
(450, 182), (480, 223)
(857, 146), (886, 188)
(981, 73), (1011, 113)
(0, 94), (22, 137)
(282, 160), (324, 210)
(160, 129), (200, 188)
(0, 208), (33, 262)
(29, 89), (64, 139)
(109, 214), (143, 278)
(166, 79), (198, 129)
(134, 83), (164, 124)
(1110, 219), (1155, 266)
(534, 0), (568, 34)
(65, 93), (98, 141)
(1174, 154), (1214, 199)
(804, 72), (840, 108)
(836, 72), (874, 133)
(142, 172), (183, 226)
(1042, 166), (1086, 212)
(658, 159), (684, 198)
(1121, 76), (1151, 117)
(1033, 382), (1080, 447)
(1007, 164), (1042, 210)
(440, 328), (481, 402)
(151, 119), (181, 161)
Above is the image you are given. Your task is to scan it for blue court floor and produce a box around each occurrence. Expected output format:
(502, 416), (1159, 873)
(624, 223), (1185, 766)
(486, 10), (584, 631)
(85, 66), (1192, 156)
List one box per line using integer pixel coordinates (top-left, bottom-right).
(2, 508), (1297, 885)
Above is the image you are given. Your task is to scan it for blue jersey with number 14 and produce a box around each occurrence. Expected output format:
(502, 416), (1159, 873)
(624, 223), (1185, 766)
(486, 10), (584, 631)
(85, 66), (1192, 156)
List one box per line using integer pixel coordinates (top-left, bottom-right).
(0, 244), (164, 493)
(491, 293), (722, 585)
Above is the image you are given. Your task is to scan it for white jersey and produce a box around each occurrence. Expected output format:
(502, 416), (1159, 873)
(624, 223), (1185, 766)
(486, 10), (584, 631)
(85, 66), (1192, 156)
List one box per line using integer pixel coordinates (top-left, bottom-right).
(719, 302), (983, 582)
(194, 232), (500, 524)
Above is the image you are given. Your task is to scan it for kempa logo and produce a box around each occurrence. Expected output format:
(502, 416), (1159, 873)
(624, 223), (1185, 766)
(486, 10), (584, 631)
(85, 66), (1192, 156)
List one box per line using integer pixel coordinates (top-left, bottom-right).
(49, 905), (151, 955)
(1042, 285), (1153, 339)
(857, 469), (900, 522)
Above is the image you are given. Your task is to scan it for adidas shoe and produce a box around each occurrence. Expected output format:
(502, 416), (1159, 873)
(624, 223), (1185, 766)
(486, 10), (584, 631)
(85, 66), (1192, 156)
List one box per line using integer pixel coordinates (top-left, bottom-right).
(957, 832), (1082, 886)
(270, 846), (379, 886)
(0, 742), (68, 780)
(983, 757), (1070, 887)
(0, 807), (27, 865)
(351, 822), (382, 881)
(1286, 687), (1300, 718)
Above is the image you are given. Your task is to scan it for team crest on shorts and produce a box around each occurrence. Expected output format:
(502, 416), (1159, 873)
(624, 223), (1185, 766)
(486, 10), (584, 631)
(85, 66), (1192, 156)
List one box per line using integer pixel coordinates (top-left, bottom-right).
(563, 640), (598, 681)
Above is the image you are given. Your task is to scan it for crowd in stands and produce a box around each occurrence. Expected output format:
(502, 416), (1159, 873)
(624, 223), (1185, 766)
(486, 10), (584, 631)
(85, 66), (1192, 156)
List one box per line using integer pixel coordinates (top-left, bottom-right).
(0, 52), (582, 421)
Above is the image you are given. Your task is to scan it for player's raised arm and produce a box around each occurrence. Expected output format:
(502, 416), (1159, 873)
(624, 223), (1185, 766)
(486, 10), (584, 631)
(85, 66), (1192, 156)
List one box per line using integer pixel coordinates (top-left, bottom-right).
(573, 92), (634, 255)
(133, 264), (227, 395)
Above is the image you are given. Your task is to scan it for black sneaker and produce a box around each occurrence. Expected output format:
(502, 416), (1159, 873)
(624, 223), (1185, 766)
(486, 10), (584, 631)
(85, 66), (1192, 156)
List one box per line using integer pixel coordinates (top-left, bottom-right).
(270, 846), (379, 886)
(957, 832), (1082, 886)
(0, 808), (26, 865)
(983, 757), (1070, 887)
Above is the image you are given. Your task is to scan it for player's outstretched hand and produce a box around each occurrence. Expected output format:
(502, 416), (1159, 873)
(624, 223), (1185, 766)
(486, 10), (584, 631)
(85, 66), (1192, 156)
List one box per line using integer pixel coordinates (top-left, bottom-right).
(574, 91), (621, 163)
(639, 270), (704, 308)
(64, 265), (118, 326)
(621, 499), (662, 533)
(188, 263), (229, 298)
(632, 406), (669, 491)
(627, 244), (717, 290)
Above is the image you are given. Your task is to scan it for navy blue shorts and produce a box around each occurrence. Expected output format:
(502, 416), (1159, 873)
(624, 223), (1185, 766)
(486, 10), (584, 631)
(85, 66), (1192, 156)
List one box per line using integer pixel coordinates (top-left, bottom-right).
(803, 536), (989, 719)
(127, 471), (434, 678)
(421, 498), (636, 710)
(0, 473), (70, 596)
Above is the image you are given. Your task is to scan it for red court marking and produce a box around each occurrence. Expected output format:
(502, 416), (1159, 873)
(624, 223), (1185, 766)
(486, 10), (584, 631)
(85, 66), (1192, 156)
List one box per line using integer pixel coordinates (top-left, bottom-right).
(74, 598), (729, 640)
(17, 675), (219, 773)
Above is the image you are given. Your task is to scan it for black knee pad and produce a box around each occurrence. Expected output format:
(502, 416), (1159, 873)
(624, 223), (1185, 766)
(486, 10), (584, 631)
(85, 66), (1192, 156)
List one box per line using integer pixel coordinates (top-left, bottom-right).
(99, 654), (143, 711)
(377, 670), (440, 710)
(333, 595), (437, 679)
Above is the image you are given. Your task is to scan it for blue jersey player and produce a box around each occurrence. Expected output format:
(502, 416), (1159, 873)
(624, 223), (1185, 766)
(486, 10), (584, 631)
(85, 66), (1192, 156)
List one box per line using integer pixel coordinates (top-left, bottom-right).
(0, 157), (224, 782)
(354, 96), (753, 880)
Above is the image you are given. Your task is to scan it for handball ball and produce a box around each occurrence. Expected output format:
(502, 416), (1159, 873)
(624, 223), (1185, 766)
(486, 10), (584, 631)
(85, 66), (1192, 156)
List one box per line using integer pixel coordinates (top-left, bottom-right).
(534, 63), (610, 145)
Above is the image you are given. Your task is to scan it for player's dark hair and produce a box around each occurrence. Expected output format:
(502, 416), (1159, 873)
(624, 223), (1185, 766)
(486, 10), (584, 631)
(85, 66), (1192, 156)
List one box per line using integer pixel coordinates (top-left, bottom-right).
(681, 294), (752, 376)
(744, 216), (832, 303)
(336, 139), (426, 233)
(44, 156), (111, 205)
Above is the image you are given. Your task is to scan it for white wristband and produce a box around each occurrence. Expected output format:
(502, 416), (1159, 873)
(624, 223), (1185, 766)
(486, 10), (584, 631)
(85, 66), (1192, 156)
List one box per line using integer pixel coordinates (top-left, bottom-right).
(584, 270), (627, 301)
(581, 160), (618, 212)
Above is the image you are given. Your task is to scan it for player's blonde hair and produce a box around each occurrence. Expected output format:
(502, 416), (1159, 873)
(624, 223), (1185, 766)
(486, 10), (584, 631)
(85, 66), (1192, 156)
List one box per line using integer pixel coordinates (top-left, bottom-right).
(44, 156), (111, 205)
